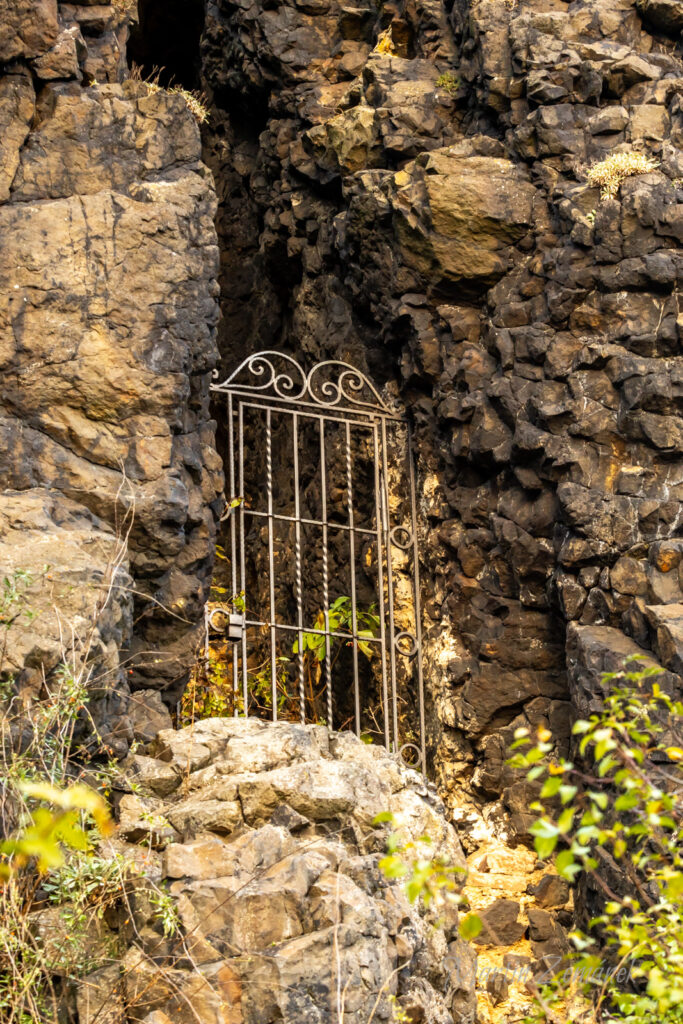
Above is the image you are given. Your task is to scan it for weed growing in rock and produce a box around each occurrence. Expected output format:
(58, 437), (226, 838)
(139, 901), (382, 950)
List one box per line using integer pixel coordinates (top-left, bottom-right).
(0, 562), (185, 1022)
(435, 72), (460, 97)
(510, 658), (683, 1023)
(587, 151), (660, 200)
(374, 810), (482, 939)
(148, 884), (182, 937)
(129, 63), (210, 124)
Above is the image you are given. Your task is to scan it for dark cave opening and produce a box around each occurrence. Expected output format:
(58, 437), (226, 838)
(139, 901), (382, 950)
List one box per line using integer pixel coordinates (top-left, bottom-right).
(127, 0), (205, 88)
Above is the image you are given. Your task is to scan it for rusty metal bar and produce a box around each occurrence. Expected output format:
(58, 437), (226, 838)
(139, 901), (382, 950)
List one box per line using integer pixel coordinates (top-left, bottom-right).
(408, 422), (426, 770)
(380, 416), (399, 755)
(241, 619), (382, 644)
(221, 394), (402, 426)
(238, 401), (248, 715)
(227, 392), (239, 716)
(240, 507), (377, 538)
(372, 424), (390, 751)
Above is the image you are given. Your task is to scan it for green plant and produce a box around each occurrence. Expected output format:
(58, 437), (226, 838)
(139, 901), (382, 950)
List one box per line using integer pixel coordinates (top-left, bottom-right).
(185, 595), (381, 726)
(435, 72), (459, 97)
(41, 851), (124, 912)
(509, 657), (683, 1023)
(587, 151), (659, 201)
(148, 885), (182, 937)
(293, 596), (380, 660)
(293, 596), (380, 722)
(0, 782), (112, 879)
(0, 559), (128, 1022)
(373, 811), (481, 938)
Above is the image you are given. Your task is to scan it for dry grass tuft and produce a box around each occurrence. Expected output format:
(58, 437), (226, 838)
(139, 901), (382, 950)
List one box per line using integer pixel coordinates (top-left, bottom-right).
(129, 64), (210, 125)
(587, 149), (659, 200)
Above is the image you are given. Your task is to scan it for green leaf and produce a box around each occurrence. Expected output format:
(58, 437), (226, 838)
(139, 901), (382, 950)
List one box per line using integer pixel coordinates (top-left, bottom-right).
(540, 777), (562, 798)
(555, 849), (581, 881)
(613, 838), (627, 859)
(379, 854), (408, 879)
(558, 807), (575, 834)
(534, 834), (558, 859)
(459, 914), (482, 941)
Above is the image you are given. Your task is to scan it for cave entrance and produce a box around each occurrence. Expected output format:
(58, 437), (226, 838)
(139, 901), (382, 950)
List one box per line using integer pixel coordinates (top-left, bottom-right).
(206, 351), (426, 769)
(127, 0), (204, 88)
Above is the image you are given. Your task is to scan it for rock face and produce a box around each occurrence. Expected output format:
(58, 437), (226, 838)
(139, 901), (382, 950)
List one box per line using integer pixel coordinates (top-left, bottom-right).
(197, 0), (683, 834)
(100, 719), (473, 1024)
(0, 1), (223, 738)
(0, 488), (133, 755)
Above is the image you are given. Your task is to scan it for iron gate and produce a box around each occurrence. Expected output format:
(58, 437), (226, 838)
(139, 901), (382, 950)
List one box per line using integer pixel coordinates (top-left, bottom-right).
(208, 351), (425, 769)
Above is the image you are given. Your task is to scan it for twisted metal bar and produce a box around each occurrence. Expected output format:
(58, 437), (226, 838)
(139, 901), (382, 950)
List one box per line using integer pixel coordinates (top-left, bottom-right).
(293, 412), (305, 725)
(320, 419), (333, 731)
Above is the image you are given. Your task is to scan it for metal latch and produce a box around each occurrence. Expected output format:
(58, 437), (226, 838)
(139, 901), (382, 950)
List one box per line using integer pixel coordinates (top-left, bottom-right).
(208, 608), (245, 642)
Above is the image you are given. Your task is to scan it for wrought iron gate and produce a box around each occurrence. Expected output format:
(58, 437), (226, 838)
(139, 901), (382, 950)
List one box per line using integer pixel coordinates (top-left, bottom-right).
(208, 351), (425, 769)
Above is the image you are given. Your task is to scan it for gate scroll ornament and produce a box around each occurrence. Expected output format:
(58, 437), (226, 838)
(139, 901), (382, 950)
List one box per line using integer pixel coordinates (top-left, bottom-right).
(208, 351), (426, 770)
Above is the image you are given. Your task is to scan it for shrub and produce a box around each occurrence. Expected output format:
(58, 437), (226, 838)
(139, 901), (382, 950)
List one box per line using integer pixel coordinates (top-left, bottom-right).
(509, 658), (683, 1023)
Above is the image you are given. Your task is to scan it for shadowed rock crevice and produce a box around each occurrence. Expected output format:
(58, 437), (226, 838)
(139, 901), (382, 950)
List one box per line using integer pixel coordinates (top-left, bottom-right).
(127, 0), (205, 88)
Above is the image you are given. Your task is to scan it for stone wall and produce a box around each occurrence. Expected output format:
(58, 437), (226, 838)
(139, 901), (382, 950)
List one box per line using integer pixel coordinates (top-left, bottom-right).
(0, 0), (223, 745)
(198, 0), (683, 834)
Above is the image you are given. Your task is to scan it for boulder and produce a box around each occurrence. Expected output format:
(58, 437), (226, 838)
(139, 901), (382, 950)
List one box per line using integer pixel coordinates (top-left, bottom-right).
(104, 721), (467, 1023)
(0, 0), (60, 61)
(474, 899), (526, 946)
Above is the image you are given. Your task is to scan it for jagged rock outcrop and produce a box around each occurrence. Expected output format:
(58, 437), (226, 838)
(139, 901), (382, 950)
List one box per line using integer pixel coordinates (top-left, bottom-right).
(197, 0), (683, 836)
(0, 1), (223, 741)
(89, 719), (476, 1024)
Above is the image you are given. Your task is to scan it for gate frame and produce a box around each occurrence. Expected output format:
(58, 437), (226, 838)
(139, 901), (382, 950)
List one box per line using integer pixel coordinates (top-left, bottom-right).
(209, 351), (426, 770)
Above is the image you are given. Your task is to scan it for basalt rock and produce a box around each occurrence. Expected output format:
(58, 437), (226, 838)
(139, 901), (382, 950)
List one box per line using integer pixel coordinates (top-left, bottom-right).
(198, 0), (683, 838)
(0, 488), (133, 756)
(0, 1), (223, 738)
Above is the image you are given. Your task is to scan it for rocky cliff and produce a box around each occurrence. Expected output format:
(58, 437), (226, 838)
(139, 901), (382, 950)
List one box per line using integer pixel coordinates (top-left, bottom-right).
(2, 0), (682, 811)
(2, 0), (682, 1019)
(192, 0), (683, 836)
(0, 0), (223, 751)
